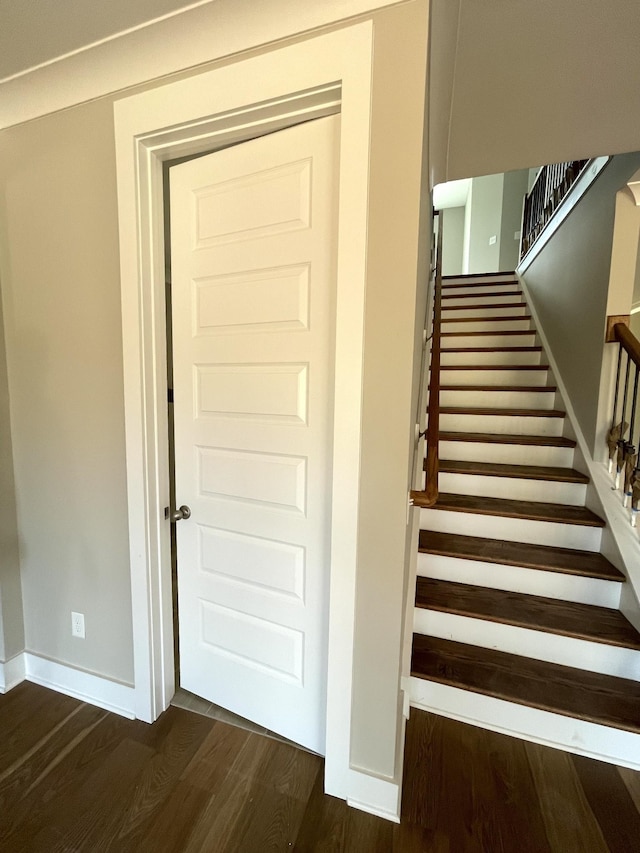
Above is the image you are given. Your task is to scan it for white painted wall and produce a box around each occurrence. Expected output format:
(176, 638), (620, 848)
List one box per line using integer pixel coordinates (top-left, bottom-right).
(430, 0), (640, 184)
(465, 174), (503, 273)
(441, 206), (465, 275)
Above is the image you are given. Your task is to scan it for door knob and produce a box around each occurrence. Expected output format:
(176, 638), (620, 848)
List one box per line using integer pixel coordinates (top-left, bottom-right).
(168, 505), (191, 522)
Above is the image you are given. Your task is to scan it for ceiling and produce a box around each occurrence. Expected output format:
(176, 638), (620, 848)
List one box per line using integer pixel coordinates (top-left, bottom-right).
(0, 0), (210, 81)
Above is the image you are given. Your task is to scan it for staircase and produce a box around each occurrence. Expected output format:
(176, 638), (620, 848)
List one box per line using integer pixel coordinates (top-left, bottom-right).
(410, 272), (640, 766)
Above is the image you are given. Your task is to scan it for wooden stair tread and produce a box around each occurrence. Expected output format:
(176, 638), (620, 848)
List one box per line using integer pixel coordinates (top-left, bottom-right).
(439, 406), (565, 417)
(440, 431), (576, 448)
(418, 530), (624, 581)
(438, 459), (589, 483)
(441, 329), (536, 337)
(442, 302), (525, 311)
(411, 635), (640, 733)
(439, 385), (556, 393)
(441, 290), (522, 300)
(428, 492), (605, 526)
(441, 346), (542, 353)
(415, 578), (640, 649)
(441, 364), (549, 371)
(441, 315), (532, 324)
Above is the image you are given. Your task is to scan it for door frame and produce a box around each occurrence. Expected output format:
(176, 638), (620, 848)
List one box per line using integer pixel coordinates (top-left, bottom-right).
(114, 22), (373, 799)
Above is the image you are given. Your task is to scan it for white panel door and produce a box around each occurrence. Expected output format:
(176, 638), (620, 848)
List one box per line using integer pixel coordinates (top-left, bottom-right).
(170, 116), (339, 754)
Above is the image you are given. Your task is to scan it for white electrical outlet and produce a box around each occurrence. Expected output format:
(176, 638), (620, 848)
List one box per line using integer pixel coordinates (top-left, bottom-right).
(71, 611), (85, 639)
(489, 235), (497, 245)
(514, 230), (521, 240)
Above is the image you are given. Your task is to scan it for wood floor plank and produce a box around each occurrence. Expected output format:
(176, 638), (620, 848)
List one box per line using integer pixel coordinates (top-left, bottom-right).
(227, 739), (321, 853)
(571, 753), (640, 852)
(106, 707), (215, 851)
(416, 577), (640, 648)
(2, 683), (640, 850)
(525, 743), (609, 853)
(293, 770), (347, 851)
(419, 530), (625, 581)
(411, 635), (640, 732)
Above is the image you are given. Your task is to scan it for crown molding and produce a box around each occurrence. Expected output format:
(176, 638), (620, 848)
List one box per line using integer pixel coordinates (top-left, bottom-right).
(0, 0), (407, 131)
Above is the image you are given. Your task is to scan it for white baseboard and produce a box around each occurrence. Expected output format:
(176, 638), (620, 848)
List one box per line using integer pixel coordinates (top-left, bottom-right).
(0, 652), (135, 719)
(347, 767), (401, 823)
(410, 678), (640, 772)
(0, 652), (26, 692)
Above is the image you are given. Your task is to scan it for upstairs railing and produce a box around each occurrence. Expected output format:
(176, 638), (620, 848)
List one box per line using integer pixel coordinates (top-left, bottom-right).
(607, 321), (640, 525)
(520, 160), (589, 259)
(410, 212), (443, 508)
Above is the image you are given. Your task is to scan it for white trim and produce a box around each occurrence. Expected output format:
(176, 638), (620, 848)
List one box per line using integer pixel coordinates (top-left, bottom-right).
(0, 652), (135, 718)
(0, 0), (405, 130)
(114, 23), (373, 805)
(0, 652), (26, 693)
(347, 768), (402, 823)
(518, 157), (611, 273)
(410, 679), (640, 772)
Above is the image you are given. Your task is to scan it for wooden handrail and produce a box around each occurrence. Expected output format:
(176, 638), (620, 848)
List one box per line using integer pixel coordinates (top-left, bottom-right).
(614, 323), (640, 369)
(411, 213), (443, 508)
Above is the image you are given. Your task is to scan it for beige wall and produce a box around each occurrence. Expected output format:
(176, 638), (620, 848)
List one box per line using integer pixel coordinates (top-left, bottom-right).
(520, 153), (640, 452)
(0, 0), (429, 783)
(433, 0), (640, 182)
(349, 0), (429, 778)
(0, 99), (133, 682)
(428, 0), (461, 187)
(0, 285), (23, 662)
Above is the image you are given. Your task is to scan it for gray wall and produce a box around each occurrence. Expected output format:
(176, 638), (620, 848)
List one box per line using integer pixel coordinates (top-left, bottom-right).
(464, 173), (503, 273)
(500, 170), (529, 271)
(0, 283), (23, 662)
(430, 0), (640, 185)
(441, 206), (465, 275)
(521, 153), (640, 451)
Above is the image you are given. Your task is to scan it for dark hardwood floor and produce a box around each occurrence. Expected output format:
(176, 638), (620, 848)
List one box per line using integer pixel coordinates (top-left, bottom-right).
(1, 681), (640, 851)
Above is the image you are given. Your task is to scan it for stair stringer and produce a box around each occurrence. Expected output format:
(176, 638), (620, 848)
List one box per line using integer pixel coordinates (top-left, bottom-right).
(516, 272), (640, 635)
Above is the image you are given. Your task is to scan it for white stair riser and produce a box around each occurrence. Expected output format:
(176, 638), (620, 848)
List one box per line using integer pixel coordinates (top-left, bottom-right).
(442, 293), (524, 307)
(421, 507), (602, 551)
(409, 679), (640, 773)
(441, 304), (528, 319)
(440, 368), (550, 385)
(442, 319), (532, 333)
(439, 439), (575, 467)
(438, 471), (587, 506)
(413, 609), (640, 681)
(440, 389), (556, 408)
(439, 413), (565, 436)
(442, 333), (537, 348)
(417, 553), (622, 608)
(441, 350), (542, 366)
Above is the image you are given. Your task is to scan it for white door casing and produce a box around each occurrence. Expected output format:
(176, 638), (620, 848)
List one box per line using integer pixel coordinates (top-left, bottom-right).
(114, 23), (382, 807)
(170, 117), (339, 753)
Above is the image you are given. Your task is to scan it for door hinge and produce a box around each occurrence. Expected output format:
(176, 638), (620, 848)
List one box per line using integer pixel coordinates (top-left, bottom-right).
(167, 387), (174, 403)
